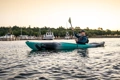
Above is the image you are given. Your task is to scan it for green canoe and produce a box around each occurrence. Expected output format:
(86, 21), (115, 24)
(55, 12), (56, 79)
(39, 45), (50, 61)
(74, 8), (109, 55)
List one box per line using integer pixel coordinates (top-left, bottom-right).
(26, 41), (105, 51)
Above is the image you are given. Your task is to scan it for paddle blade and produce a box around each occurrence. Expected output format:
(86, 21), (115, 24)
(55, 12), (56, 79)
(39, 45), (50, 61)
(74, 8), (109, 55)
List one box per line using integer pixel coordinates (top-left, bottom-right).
(68, 17), (72, 27)
(68, 17), (72, 24)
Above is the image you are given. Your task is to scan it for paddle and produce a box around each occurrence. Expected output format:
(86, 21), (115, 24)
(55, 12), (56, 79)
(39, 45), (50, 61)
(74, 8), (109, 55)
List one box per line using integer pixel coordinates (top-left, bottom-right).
(68, 17), (78, 48)
(68, 17), (74, 37)
(68, 17), (72, 28)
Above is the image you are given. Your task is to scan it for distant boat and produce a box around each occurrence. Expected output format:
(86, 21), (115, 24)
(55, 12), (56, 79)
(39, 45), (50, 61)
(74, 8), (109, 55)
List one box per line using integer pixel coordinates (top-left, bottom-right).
(38, 28), (42, 40)
(65, 31), (70, 39)
(0, 27), (16, 41)
(20, 35), (29, 40)
(0, 33), (15, 41)
(43, 31), (55, 40)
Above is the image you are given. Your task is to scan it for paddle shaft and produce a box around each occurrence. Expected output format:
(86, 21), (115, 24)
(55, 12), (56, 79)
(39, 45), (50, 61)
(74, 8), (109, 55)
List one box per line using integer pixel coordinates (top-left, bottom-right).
(68, 17), (78, 49)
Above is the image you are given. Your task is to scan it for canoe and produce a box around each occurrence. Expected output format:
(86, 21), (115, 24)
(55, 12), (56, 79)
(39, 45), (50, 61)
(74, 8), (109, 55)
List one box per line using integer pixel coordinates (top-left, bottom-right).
(26, 41), (105, 51)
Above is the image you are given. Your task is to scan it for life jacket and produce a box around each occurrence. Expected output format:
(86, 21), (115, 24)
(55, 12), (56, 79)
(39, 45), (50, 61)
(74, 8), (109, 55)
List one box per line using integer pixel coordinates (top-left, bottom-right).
(86, 39), (89, 43)
(78, 36), (89, 44)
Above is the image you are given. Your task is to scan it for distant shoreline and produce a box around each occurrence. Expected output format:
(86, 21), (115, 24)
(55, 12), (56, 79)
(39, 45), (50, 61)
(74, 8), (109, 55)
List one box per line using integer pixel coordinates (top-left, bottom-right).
(89, 36), (120, 38)
(1, 35), (119, 41)
(1, 38), (120, 41)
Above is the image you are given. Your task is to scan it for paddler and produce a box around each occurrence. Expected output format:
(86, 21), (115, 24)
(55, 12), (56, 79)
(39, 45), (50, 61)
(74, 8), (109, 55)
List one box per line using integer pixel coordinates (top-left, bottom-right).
(73, 29), (89, 44)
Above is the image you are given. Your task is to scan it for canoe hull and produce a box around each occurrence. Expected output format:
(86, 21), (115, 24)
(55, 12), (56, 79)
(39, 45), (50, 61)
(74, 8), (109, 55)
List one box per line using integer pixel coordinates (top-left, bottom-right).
(26, 41), (105, 51)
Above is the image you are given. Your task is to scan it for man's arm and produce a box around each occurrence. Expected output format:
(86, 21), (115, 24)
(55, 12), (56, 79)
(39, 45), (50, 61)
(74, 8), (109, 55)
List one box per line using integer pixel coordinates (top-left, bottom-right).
(74, 33), (80, 38)
(72, 28), (80, 38)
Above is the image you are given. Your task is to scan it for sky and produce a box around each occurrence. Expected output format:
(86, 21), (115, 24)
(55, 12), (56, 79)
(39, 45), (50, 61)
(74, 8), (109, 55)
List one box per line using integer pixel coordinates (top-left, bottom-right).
(0, 0), (120, 30)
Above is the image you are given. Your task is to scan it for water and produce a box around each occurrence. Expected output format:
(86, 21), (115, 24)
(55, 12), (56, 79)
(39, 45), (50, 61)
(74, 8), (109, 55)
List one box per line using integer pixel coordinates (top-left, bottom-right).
(0, 38), (120, 80)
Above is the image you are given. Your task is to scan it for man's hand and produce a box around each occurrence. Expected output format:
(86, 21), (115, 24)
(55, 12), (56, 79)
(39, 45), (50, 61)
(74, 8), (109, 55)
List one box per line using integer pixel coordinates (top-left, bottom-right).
(71, 27), (74, 30)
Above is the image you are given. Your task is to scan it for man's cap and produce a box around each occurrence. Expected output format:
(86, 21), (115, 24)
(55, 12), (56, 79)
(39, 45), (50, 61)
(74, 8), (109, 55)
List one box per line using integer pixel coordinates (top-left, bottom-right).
(79, 30), (85, 33)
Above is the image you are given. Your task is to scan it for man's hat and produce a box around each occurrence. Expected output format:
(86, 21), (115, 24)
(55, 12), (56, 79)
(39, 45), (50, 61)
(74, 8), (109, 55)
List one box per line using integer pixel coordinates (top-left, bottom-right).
(79, 30), (85, 33)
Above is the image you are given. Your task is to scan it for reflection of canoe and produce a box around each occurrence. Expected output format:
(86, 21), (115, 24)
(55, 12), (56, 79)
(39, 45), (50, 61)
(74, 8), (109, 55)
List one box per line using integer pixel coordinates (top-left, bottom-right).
(28, 49), (75, 56)
(26, 41), (105, 51)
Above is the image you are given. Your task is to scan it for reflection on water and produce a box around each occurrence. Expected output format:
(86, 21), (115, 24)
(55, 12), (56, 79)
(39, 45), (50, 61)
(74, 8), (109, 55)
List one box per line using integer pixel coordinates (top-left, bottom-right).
(28, 49), (75, 57)
(0, 39), (120, 80)
(27, 49), (89, 80)
(29, 49), (75, 54)
(29, 49), (89, 58)
(77, 49), (89, 57)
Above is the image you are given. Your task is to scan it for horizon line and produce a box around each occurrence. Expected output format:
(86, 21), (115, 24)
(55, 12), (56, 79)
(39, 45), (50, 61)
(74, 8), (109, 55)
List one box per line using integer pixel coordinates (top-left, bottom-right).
(0, 25), (119, 31)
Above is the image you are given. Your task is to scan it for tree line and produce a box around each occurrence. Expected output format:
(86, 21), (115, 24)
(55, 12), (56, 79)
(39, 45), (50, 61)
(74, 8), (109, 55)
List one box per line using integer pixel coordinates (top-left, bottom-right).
(0, 25), (120, 37)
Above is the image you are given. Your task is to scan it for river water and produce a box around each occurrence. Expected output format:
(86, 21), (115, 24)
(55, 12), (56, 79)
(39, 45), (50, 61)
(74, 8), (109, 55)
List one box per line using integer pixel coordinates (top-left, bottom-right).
(0, 38), (120, 80)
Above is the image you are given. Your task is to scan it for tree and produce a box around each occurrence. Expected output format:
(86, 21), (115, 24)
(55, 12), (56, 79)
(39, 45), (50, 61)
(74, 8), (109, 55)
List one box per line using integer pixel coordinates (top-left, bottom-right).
(98, 27), (103, 30)
(106, 29), (111, 35)
(0, 26), (120, 37)
(86, 27), (89, 30)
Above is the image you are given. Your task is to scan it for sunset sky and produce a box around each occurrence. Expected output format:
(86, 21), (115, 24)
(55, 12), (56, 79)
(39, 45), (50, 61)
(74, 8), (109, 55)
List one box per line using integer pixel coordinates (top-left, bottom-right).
(0, 0), (120, 30)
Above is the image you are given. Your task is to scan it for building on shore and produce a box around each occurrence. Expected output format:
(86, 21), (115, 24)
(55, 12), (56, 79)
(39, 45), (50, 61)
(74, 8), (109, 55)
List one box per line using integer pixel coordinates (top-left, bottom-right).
(0, 33), (16, 41)
(65, 31), (70, 39)
(19, 35), (39, 40)
(19, 35), (29, 40)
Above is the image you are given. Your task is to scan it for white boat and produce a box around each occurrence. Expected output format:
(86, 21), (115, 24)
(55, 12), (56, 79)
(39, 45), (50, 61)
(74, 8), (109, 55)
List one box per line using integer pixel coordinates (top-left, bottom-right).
(0, 33), (15, 41)
(43, 31), (55, 40)
(65, 31), (70, 39)
(19, 35), (37, 40)
(20, 35), (29, 40)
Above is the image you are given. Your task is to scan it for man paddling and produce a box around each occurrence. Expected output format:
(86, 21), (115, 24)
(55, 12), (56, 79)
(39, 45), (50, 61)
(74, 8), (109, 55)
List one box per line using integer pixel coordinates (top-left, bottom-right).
(73, 29), (89, 44)
(68, 17), (89, 44)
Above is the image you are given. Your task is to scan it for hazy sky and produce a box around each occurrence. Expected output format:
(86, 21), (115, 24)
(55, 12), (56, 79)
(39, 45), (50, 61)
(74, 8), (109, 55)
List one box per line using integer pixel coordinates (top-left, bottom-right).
(0, 0), (120, 30)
